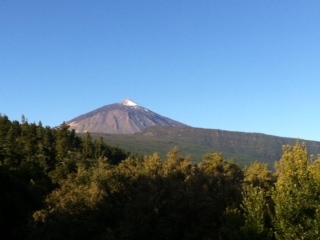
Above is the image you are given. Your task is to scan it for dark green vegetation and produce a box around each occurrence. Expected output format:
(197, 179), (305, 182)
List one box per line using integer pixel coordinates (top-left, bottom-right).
(1, 115), (320, 239)
(87, 126), (320, 168)
(0, 115), (129, 239)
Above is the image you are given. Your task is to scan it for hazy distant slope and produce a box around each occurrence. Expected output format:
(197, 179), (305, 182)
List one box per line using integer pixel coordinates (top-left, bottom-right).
(87, 126), (320, 167)
(66, 99), (187, 134)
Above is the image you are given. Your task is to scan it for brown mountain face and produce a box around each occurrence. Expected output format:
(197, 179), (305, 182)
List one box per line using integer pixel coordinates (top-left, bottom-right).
(66, 99), (187, 134)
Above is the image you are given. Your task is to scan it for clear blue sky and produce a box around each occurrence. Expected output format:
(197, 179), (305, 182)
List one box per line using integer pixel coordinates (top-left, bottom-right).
(1, 1), (320, 141)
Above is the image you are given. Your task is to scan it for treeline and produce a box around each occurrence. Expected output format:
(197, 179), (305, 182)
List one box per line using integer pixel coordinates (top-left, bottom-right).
(1, 115), (320, 239)
(0, 115), (129, 239)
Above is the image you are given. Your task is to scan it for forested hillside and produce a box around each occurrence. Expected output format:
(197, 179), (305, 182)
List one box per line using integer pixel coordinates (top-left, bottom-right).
(0, 115), (129, 239)
(1, 115), (320, 239)
(88, 126), (320, 168)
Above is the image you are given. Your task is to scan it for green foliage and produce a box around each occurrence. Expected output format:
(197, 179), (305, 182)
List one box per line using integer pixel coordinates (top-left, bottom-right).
(30, 167), (107, 240)
(272, 143), (320, 240)
(27, 147), (245, 239)
(240, 162), (276, 239)
(2, 114), (320, 239)
(241, 184), (273, 239)
(0, 115), (129, 239)
(219, 207), (245, 240)
(239, 143), (320, 240)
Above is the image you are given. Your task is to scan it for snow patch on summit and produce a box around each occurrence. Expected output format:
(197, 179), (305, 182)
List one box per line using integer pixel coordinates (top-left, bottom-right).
(122, 99), (138, 106)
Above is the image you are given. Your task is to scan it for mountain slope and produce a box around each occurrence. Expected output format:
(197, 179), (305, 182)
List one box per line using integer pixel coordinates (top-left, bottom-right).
(66, 99), (187, 134)
(67, 99), (320, 167)
(86, 126), (320, 167)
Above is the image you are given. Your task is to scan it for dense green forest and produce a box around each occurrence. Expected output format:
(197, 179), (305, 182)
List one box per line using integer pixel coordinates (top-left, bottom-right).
(1, 115), (320, 239)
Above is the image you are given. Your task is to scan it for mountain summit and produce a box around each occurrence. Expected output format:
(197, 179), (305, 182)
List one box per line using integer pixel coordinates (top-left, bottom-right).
(121, 99), (139, 106)
(66, 99), (187, 134)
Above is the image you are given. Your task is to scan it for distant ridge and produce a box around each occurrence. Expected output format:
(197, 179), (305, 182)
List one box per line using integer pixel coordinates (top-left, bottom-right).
(85, 125), (320, 167)
(66, 99), (187, 134)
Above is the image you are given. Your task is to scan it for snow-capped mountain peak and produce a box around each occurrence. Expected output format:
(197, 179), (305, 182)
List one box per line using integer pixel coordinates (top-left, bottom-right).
(65, 99), (187, 134)
(122, 99), (138, 107)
